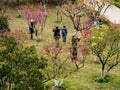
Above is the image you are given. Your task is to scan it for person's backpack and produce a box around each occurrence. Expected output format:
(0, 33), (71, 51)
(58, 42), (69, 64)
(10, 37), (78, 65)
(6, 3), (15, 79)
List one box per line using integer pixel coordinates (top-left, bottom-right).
(62, 29), (65, 35)
(29, 24), (32, 30)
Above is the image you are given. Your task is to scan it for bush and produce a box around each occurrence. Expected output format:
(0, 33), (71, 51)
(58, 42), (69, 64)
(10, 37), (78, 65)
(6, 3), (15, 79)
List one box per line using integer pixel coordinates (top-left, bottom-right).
(0, 16), (10, 32)
(113, 1), (120, 8)
(102, 17), (111, 25)
(47, 0), (76, 4)
(94, 75), (115, 83)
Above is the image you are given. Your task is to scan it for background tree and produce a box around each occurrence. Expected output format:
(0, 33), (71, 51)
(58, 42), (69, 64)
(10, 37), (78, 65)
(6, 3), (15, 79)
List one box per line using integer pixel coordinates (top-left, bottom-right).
(61, 0), (93, 37)
(61, 0), (113, 37)
(16, 0), (22, 17)
(39, 0), (47, 12)
(42, 41), (89, 88)
(55, 0), (70, 22)
(86, 26), (120, 79)
(0, 0), (9, 16)
(22, 4), (48, 40)
(0, 36), (48, 90)
(87, 0), (113, 16)
(0, 16), (10, 34)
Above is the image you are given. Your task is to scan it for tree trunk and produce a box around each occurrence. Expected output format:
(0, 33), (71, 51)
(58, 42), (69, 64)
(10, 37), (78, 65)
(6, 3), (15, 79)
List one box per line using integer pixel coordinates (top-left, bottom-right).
(56, 12), (59, 22)
(118, 42), (120, 48)
(8, 78), (11, 90)
(94, 55), (97, 62)
(17, 9), (21, 16)
(0, 79), (3, 89)
(73, 29), (78, 36)
(60, 14), (62, 22)
(36, 29), (42, 41)
(43, 4), (47, 13)
(39, 33), (42, 40)
(101, 66), (105, 79)
(54, 77), (64, 87)
(35, 29), (38, 36)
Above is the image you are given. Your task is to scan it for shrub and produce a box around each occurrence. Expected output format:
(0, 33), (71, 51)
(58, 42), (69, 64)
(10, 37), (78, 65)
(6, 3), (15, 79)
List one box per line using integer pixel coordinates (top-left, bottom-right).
(94, 75), (115, 83)
(0, 16), (10, 32)
(113, 1), (120, 8)
(102, 17), (111, 25)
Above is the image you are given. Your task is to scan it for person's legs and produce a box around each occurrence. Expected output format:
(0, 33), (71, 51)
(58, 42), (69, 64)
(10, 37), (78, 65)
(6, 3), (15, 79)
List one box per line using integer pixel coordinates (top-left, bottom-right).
(64, 34), (67, 42)
(31, 34), (33, 39)
(55, 36), (60, 48)
(62, 35), (64, 42)
(63, 34), (66, 42)
(30, 30), (34, 39)
(56, 39), (59, 48)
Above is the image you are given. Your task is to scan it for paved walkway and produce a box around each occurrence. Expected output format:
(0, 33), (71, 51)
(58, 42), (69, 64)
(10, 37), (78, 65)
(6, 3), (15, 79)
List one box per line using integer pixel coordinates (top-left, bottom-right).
(101, 5), (120, 24)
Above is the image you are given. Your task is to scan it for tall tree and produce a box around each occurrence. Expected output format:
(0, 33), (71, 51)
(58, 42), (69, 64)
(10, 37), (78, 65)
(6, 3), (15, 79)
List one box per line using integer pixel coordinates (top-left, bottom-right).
(0, 36), (47, 90)
(22, 4), (48, 40)
(61, 0), (113, 36)
(61, 0), (92, 37)
(87, 0), (113, 16)
(16, 0), (22, 17)
(0, 0), (9, 16)
(42, 41), (89, 88)
(86, 26), (120, 79)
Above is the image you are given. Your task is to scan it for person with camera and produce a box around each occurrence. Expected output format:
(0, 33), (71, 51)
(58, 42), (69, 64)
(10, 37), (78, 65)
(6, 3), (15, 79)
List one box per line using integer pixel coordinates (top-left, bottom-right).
(29, 19), (35, 39)
(71, 35), (80, 61)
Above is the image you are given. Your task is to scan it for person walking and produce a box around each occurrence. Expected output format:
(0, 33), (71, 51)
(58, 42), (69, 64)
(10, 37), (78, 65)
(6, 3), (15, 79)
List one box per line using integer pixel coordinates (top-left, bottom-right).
(61, 26), (68, 43)
(29, 19), (35, 39)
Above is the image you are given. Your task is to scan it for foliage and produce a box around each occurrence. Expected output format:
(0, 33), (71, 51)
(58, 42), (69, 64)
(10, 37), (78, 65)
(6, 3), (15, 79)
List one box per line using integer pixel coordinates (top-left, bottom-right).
(102, 17), (111, 25)
(0, 16), (10, 32)
(2, 4), (120, 89)
(22, 5), (47, 23)
(21, 4), (48, 39)
(61, 0), (89, 32)
(113, 0), (120, 8)
(88, 0), (113, 16)
(47, 0), (76, 4)
(86, 25), (120, 79)
(61, 0), (111, 36)
(94, 75), (112, 83)
(0, 0), (38, 5)
(0, 36), (48, 90)
(42, 41), (89, 88)
(1, 29), (27, 43)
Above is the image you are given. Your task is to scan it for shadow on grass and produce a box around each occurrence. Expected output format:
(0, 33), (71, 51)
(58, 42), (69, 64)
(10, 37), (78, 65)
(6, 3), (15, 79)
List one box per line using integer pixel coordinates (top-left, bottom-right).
(54, 86), (66, 90)
(15, 15), (22, 18)
(93, 74), (116, 83)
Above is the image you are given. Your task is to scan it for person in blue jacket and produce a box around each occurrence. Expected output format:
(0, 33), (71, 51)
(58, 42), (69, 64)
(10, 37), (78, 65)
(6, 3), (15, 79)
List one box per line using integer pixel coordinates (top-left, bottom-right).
(61, 26), (68, 43)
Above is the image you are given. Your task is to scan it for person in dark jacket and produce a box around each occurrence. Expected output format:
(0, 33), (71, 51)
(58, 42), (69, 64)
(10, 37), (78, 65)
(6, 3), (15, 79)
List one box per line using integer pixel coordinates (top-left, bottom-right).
(29, 19), (35, 39)
(53, 26), (60, 40)
(53, 26), (60, 47)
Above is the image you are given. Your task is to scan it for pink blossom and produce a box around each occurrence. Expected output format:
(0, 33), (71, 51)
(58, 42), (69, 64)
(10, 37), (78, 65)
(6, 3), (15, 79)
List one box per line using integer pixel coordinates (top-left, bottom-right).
(21, 5), (47, 24)
(84, 29), (91, 38)
(88, 17), (93, 24)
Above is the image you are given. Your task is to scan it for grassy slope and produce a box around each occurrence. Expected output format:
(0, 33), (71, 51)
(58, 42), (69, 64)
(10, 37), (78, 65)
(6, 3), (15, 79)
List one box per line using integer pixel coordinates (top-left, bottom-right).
(7, 6), (120, 90)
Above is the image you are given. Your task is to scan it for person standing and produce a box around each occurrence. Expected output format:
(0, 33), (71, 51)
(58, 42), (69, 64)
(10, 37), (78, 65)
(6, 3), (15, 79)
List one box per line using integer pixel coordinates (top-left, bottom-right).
(61, 26), (68, 43)
(29, 19), (35, 39)
(71, 35), (80, 62)
(53, 26), (60, 47)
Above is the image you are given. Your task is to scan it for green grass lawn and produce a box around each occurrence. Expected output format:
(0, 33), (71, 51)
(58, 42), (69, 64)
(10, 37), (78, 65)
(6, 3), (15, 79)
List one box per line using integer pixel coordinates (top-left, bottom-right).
(6, 6), (120, 90)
